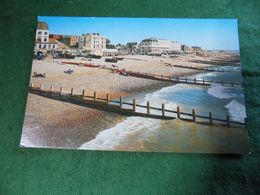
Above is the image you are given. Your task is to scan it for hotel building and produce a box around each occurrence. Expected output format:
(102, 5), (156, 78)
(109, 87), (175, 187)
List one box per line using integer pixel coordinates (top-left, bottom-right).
(78, 33), (106, 56)
(137, 37), (182, 55)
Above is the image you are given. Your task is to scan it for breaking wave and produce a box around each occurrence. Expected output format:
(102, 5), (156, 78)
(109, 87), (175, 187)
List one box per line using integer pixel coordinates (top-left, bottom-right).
(79, 117), (160, 150)
(80, 72), (246, 150)
(225, 100), (246, 122)
(207, 85), (234, 99)
(79, 84), (180, 150)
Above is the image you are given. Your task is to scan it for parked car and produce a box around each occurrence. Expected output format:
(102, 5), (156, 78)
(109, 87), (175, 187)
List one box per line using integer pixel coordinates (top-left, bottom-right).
(105, 58), (118, 63)
(64, 69), (74, 74)
(90, 54), (102, 59)
(58, 53), (75, 59)
(33, 51), (46, 60)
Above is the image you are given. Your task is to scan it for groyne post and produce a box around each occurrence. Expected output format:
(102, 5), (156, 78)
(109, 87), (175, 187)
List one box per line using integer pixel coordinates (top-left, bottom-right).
(192, 109), (196, 122)
(162, 103), (165, 117)
(194, 78), (196, 84)
(94, 91), (97, 101)
(203, 79), (205, 85)
(147, 101), (150, 115)
(50, 85), (53, 92)
(71, 88), (74, 96)
(106, 94), (109, 104)
(133, 98), (136, 113)
(40, 84), (43, 90)
(177, 106), (180, 118)
(185, 77), (187, 83)
(226, 115), (230, 127)
(82, 89), (85, 99)
(209, 112), (213, 125)
(120, 96), (123, 109)
(60, 87), (63, 95)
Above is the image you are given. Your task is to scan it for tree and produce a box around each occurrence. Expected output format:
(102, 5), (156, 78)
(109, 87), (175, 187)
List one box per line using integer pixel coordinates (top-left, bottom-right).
(106, 44), (116, 49)
(127, 42), (137, 53)
(106, 39), (116, 49)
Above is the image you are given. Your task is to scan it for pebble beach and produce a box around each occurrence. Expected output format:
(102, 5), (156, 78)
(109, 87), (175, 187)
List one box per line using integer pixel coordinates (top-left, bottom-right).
(21, 53), (241, 149)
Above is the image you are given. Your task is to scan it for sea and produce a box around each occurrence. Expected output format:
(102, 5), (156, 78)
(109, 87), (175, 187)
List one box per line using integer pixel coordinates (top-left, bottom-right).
(80, 66), (249, 154)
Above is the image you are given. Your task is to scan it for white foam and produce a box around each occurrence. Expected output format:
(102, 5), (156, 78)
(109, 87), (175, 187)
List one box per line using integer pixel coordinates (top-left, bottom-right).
(80, 85), (183, 150)
(207, 85), (233, 99)
(145, 84), (196, 104)
(80, 83), (206, 150)
(144, 87), (178, 107)
(195, 72), (216, 78)
(225, 100), (246, 122)
(79, 117), (160, 150)
(80, 81), (246, 150)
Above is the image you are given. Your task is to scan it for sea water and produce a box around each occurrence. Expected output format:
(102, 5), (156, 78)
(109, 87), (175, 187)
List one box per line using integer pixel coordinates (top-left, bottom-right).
(80, 67), (248, 153)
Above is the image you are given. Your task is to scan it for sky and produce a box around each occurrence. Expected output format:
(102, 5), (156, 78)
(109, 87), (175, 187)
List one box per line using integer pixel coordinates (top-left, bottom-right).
(38, 16), (239, 51)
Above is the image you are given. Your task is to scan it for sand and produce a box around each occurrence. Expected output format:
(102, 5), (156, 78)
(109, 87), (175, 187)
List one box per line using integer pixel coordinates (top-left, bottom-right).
(21, 53), (239, 148)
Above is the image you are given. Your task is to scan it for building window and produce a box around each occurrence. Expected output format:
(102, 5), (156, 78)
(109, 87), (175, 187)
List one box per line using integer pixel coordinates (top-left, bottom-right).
(38, 31), (42, 35)
(44, 32), (47, 35)
(44, 38), (47, 42)
(53, 45), (55, 48)
(37, 38), (41, 42)
(43, 45), (46, 49)
(39, 44), (41, 48)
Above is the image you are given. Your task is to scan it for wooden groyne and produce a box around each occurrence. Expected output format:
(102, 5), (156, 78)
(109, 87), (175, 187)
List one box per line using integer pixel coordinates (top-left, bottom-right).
(211, 57), (240, 63)
(189, 59), (240, 66)
(61, 61), (102, 68)
(125, 71), (242, 88)
(59, 61), (242, 88)
(29, 83), (246, 128)
(173, 64), (240, 73)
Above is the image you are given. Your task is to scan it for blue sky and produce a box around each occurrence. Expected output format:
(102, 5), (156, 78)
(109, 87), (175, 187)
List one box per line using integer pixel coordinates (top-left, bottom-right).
(38, 16), (239, 51)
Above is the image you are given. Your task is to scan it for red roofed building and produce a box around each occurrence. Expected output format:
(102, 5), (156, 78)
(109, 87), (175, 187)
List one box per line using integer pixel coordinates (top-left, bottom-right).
(49, 34), (64, 41)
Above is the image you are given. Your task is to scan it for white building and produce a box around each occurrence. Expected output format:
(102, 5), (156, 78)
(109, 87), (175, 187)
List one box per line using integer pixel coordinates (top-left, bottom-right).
(34, 21), (58, 51)
(138, 37), (182, 55)
(103, 49), (118, 56)
(78, 33), (106, 56)
(171, 41), (182, 52)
